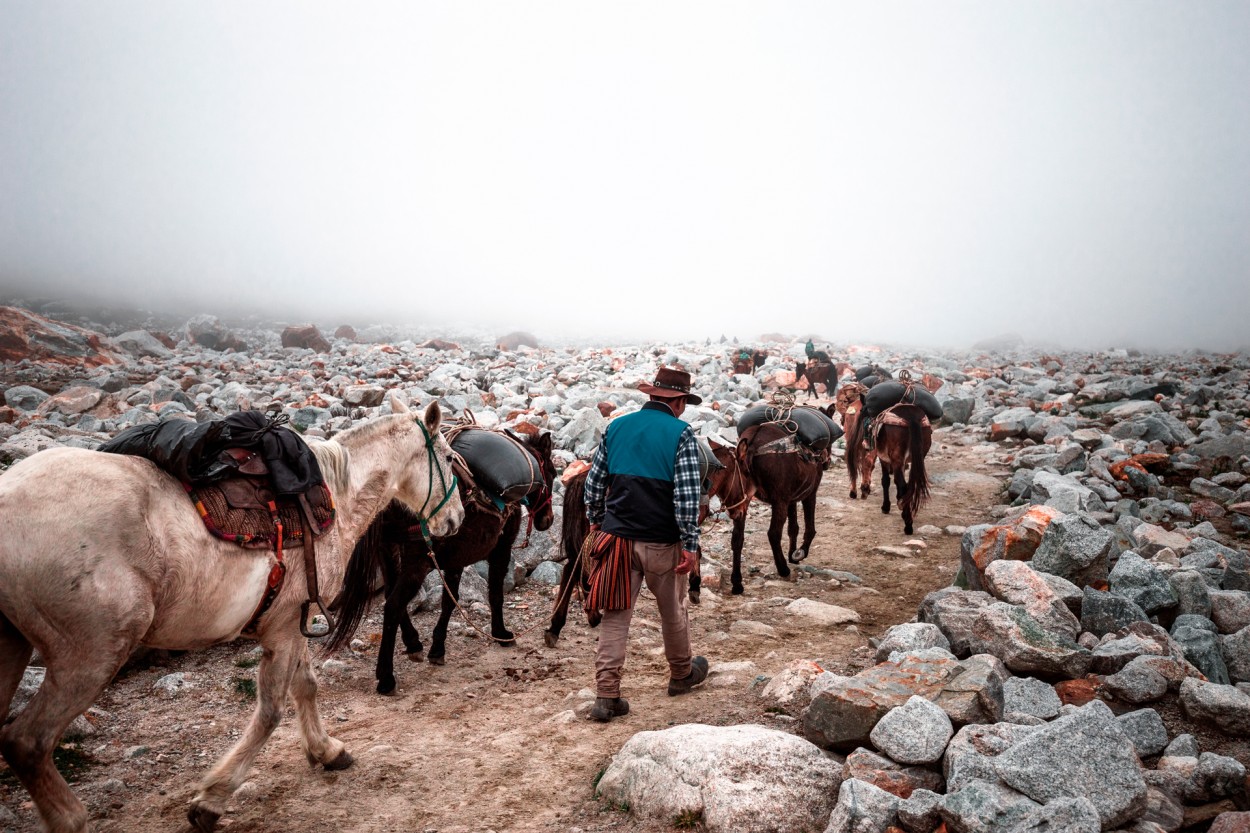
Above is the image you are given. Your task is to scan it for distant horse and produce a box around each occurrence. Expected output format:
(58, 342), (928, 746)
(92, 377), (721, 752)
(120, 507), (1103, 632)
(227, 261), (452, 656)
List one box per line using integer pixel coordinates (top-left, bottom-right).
(731, 349), (768, 375)
(0, 400), (464, 833)
(829, 384), (877, 500)
(541, 445), (742, 646)
(847, 403), (932, 535)
(727, 421), (826, 593)
(794, 360), (838, 402)
(329, 431), (556, 694)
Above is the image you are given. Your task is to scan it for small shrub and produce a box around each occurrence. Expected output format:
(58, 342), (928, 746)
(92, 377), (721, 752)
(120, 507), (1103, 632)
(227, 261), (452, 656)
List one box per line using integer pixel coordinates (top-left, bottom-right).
(233, 677), (257, 699)
(234, 655), (260, 669)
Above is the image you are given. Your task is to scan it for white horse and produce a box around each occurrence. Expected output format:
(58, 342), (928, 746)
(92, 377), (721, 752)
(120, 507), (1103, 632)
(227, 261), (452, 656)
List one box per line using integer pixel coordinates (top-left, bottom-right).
(0, 398), (464, 833)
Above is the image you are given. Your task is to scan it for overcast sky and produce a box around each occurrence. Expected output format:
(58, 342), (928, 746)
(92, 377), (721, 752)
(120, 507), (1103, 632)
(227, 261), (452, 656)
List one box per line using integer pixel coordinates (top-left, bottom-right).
(2, 2), (1248, 349)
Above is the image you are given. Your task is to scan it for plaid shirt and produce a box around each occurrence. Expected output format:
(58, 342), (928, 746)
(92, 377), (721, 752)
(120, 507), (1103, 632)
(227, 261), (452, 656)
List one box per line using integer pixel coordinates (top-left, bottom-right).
(585, 424), (702, 552)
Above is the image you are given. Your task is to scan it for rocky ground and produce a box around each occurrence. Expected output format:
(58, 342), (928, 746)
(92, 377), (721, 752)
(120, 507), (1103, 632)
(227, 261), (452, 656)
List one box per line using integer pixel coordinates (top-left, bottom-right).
(2, 307), (1249, 832)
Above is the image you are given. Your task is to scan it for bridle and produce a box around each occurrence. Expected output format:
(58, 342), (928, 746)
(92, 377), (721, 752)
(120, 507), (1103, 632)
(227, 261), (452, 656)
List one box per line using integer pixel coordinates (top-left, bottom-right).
(517, 442), (554, 548)
(412, 418), (460, 547)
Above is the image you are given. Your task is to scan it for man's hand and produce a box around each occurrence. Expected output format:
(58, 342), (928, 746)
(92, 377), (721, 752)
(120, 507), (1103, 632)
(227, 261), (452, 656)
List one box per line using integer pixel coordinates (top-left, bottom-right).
(675, 549), (698, 575)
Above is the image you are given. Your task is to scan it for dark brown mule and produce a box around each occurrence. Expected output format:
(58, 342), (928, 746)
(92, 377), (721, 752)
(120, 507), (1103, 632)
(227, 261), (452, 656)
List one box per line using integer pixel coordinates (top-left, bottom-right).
(540, 445), (746, 646)
(847, 403), (932, 535)
(328, 432), (555, 695)
(829, 384), (877, 499)
(731, 349), (768, 376)
(794, 360), (837, 402)
(726, 422), (825, 593)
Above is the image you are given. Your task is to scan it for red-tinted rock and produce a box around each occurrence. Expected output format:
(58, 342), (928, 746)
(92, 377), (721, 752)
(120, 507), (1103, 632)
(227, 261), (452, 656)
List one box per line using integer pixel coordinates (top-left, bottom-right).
(845, 748), (944, 799)
(334, 325), (357, 341)
(281, 325), (331, 353)
(36, 386), (103, 416)
(597, 401), (615, 418)
(0, 406), (16, 423)
(1054, 678), (1100, 706)
(0, 306), (121, 367)
(962, 506), (1062, 591)
(1211, 811), (1250, 833)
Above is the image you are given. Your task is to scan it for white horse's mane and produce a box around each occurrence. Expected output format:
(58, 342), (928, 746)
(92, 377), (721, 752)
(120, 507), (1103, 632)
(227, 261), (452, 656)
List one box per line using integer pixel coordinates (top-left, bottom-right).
(307, 439), (351, 498)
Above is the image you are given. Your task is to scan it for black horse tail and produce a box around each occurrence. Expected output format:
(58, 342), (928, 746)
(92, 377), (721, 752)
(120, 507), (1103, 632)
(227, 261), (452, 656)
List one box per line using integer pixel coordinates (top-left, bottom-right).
(902, 410), (931, 516)
(325, 505), (393, 653)
(561, 470), (589, 562)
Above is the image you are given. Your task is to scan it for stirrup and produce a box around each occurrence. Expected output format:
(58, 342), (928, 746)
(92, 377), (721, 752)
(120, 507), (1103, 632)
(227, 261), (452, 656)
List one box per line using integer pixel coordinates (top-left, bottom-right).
(300, 599), (336, 638)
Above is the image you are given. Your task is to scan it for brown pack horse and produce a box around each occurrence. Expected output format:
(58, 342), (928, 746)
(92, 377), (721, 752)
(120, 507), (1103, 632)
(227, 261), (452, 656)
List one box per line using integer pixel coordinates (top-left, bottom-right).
(328, 431), (556, 695)
(847, 403), (932, 535)
(541, 443), (746, 646)
(830, 383), (877, 500)
(0, 400), (464, 833)
(728, 421), (825, 593)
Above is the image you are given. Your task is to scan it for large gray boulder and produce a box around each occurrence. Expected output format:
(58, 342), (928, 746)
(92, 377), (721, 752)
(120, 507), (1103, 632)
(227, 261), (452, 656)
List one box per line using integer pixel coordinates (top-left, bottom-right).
(992, 702), (1149, 828)
(1080, 587), (1150, 637)
(1171, 619), (1230, 685)
(1179, 678), (1250, 737)
(944, 722), (1038, 792)
(596, 723), (843, 833)
(983, 559), (1080, 639)
(1030, 471), (1102, 514)
(874, 623), (951, 663)
(939, 779), (1040, 832)
(1032, 512), (1115, 587)
(917, 588), (997, 656)
(1003, 677), (1061, 720)
(965, 602), (1093, 679)
(1108, 552), (1179, 615)
(868, 695), (953, 765)
(824, 778), (899, 833)
(1224, 625), (1250, 683)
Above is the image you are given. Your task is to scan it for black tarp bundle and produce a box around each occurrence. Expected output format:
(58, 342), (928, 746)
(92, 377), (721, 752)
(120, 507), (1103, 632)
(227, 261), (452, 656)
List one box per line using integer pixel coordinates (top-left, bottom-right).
(449, 428), (543, 502)
(862, 382), (944, 422)
(737, 404), (844, 450)
(99, 411), (323, 495)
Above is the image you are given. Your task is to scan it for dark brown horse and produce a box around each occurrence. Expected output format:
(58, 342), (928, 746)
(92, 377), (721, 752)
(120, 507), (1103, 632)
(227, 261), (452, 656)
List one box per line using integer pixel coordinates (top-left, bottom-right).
(847, 403), (932, 534)
(793, 360), (837, 402)
(329, 431), (555, 695)
(540, 444), (745, 647)
(731, 349), (768, 376)
(728, 422), (825, 593)
(829, 384), (877, 499)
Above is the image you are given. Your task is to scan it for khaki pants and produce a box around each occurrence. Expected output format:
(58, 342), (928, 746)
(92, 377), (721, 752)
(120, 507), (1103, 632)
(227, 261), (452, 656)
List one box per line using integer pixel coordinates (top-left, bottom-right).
(594, 540), (693, 698)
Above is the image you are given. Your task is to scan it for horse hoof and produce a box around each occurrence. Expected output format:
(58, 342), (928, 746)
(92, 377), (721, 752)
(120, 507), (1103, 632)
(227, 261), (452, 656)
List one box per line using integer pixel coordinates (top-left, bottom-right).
(376, 680), (397, 696)
(188, 805), (221, 833)
(788, 548), (808, 564)
(731, 584), (745, 596)
(324, 749), (355, 771)
(849, 491), (857, 500)
(689, 590), (701, 605)
(428, 654), (446, 666)
(882, 506), (891, 515)
(543, 630), (559, 648)
(405, 650), (424, 663)
(904, 525), (914, 535)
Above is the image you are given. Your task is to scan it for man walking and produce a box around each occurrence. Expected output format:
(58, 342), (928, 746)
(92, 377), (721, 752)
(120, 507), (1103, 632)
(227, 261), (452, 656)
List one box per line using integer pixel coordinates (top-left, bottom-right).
(583, 366), (709, 722)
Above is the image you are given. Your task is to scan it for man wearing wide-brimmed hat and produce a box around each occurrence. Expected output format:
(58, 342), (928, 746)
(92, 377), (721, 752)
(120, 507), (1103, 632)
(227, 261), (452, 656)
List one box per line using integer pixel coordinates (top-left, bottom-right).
(582, 366), (709, 722)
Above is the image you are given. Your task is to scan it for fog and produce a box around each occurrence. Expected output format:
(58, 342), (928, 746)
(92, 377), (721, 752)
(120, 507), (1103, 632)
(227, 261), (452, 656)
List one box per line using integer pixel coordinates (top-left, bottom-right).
(2, 2), (1249, 350)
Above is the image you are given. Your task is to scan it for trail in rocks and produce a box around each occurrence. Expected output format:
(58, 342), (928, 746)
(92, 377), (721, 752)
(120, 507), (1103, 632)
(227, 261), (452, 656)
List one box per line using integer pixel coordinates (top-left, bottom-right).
(0, 432), (1002, 833)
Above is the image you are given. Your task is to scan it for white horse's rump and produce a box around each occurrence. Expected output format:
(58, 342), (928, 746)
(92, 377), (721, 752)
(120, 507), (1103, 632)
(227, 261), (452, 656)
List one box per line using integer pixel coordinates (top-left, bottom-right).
(0, 400), (463, 833)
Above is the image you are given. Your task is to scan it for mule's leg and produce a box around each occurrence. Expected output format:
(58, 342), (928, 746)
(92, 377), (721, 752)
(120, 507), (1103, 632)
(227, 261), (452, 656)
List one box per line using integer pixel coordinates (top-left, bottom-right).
(792, 491), (818, 564)
(427, 568), (462, 666)
(289, 640), (351, 771)
(376, 575), (418, 696)
(190, 633), (303, 831)
(730, 515), (747, 595)
(785, 501), (800, 562)
(881, 467), (892, 514)
(544, 558), (579, 647)
(487, 530), (516, 647)
(393, 565), (426, 660)
(768, 503), (791, 580)
(860, 449), (875, 497)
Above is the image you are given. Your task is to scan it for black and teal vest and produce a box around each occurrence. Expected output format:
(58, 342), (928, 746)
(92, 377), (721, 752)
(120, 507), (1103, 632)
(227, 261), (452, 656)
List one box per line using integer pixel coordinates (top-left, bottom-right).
(601, 401), (688, 544)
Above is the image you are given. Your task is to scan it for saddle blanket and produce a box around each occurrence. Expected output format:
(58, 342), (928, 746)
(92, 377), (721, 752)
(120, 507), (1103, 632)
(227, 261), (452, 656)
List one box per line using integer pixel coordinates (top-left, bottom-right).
(187, 477), (335, 549)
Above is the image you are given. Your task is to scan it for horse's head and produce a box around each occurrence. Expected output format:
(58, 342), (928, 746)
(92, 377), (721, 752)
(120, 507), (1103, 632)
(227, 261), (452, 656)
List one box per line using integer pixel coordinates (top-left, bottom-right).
(390, 397), (465, 538)
(523, 431), (557, 532)
(705, 442), (753, 522)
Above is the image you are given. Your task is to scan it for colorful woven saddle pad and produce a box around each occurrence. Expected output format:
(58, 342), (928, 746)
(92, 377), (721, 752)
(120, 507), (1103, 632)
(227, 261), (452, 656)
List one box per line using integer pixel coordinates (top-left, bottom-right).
(187, 477), (335, 549)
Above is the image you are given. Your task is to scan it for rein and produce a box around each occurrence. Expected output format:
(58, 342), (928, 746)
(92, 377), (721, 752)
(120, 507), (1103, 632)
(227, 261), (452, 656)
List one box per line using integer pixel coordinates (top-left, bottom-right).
(412, 418), (460, 547)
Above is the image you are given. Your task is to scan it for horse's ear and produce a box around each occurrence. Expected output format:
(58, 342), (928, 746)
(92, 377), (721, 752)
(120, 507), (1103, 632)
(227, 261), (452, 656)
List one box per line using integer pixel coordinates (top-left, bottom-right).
(390, 392), (411, 415)
(534, 431), (553, 455)
(423, 401), (442, 433)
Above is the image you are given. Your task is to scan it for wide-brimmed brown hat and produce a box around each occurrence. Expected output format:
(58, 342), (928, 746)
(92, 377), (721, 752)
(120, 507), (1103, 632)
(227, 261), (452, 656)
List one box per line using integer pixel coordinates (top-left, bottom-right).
(639, 366), (702, 405)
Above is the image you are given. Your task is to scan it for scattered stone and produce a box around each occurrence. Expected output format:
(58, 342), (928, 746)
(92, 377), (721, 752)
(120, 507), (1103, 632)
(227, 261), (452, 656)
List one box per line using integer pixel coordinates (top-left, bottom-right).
(785, 598), (860, 626)
(1179, 678), (1250, 736)
(1116, 708), (1168, 758)
(1003, 677), (1062, 720)
(1032, 512), (1115, 587)
(939, 778), (1041, 832)
(868, 695), (954, 765)
(873, 623), (951, 663)
(824, 778), (899, 833)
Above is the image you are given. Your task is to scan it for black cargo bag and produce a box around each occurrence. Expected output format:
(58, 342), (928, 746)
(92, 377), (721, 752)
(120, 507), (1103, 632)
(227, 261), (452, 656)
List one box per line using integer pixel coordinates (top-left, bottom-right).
(862, 382), (944, 422)
(737, 404), (843, 451)
(449, 428), (543, 502)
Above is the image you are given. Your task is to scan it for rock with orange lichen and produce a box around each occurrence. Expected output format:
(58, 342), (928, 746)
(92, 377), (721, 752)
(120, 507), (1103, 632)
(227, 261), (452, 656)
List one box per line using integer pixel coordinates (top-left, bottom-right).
(959, 506), (1063, 592)
(0, 306), (121, 367)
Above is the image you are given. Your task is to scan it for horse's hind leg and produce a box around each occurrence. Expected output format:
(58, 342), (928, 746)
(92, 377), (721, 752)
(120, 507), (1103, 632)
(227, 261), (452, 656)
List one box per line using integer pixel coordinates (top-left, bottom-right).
(881, 467), (892, 514)
(688, 546), (702, 605)
(190, 633), (303, 831)
(860, 449), (876, 497)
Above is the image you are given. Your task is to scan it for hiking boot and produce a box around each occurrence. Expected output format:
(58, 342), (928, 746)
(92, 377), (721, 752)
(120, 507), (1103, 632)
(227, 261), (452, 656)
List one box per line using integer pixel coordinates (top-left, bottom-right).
(667, 656), (709, 696)
(589, 697), (630, 722)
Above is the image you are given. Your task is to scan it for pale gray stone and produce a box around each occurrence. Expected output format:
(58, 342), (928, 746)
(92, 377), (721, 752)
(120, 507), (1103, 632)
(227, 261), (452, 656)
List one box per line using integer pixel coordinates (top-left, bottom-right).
(1179, 678), (1250, 736)
(824, 778), (899, 833)
(868, 695), (954, 765)
(1116, 709), (1168, 758)
(1003, 677), (1061, 720)
(939, 779), (1040, 833)
(1007, 796), (1101, 833)
(874, 622), (951, 663)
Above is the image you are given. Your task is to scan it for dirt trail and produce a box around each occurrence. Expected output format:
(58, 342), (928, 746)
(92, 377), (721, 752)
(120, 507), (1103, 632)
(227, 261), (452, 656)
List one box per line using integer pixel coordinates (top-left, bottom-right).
(1, 430), (1006, 833)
